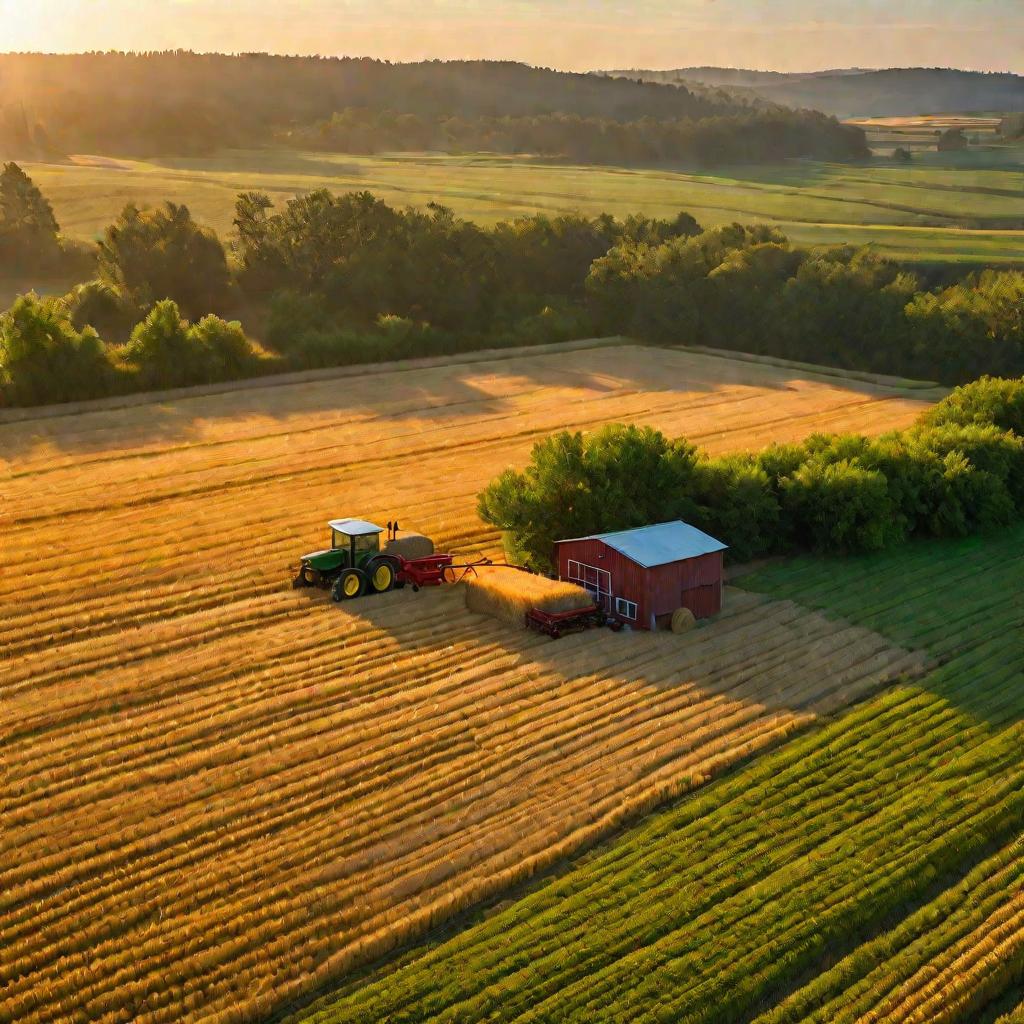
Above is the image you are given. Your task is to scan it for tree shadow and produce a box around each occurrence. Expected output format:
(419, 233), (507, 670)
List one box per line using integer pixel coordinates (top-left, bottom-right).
(0, 341), (732, 462)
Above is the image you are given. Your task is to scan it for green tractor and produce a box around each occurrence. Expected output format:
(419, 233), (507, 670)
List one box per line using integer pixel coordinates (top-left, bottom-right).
(292, 518), (434, 601)
(292, 518), (399, 601)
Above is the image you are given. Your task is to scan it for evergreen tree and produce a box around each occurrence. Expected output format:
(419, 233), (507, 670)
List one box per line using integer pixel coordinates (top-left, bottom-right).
(0, 162), (61, 267)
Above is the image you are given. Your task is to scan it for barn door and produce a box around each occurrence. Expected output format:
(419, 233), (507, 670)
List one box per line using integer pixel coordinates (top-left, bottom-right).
(566, 560), (612, 609)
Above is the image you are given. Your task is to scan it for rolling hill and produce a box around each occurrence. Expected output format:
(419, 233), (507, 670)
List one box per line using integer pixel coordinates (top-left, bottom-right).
(599, 67), (1024, 119)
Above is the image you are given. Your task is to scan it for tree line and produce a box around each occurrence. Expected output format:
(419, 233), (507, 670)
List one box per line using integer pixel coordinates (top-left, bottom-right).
(285, 107), (869, 166)
(0, 52), (764, 160)
(478, 377), (1024, 570)
(3, 164), (1024, 407)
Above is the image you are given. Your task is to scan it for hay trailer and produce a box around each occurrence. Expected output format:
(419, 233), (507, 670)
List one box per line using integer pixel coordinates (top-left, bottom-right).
(291, 518), (612, 638)
(526, 605), (616, 639)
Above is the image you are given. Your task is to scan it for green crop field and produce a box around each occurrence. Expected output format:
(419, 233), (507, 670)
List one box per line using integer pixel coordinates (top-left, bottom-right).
(284, 525), (1024, 1024)
(17, 147), (1024, 265)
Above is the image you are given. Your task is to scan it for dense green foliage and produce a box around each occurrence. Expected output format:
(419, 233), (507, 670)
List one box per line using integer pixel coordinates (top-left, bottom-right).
(589, 230), (1024, 383)
(0, 293), (115, 406)
(286, 525), (1024, 1024)
(0, 292), (258, 405)
(4, 165), (1024, 408)
(97, 201), (230, 320)
(124, 300), (257, 388)
(478, 426), (702, 566)
(479, 377), (1024, 568)
(924, 374), (1024, 436)
(287, 106), (868, 166)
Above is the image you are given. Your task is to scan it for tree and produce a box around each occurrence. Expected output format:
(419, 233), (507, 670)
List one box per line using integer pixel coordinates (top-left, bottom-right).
(690, 453), (781, 562)
(66, 279), (136, 343)
(924, 375), (1024, 437)
(478, 423), (701, 570)
(232, 190), (280, 295)
(97, 202), (230, 319)
(937, 127), (968, 152)
(0, 162), (61, 268)
(892, 146), (913, 163)
(778, 457), (904, 553)
(0, 293), (115, 406)
(124, 299), (256, 388)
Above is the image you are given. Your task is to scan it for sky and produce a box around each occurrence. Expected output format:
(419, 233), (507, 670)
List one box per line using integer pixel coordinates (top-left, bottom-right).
(0, 0), (1021, 74)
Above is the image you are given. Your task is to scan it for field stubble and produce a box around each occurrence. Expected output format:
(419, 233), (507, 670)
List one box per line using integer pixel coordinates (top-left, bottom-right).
(1, 342), (934, 1023)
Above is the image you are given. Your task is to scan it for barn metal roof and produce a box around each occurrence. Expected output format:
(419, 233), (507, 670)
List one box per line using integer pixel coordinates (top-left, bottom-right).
(328, 518), (385, 536)
(556, 521), (727, 568)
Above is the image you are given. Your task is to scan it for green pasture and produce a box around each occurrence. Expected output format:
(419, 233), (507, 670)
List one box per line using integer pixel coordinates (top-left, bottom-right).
(18, 147), (1024, 265)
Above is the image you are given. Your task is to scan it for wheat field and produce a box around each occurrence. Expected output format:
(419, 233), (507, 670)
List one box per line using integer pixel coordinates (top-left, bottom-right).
(1, 342), (936, 1023)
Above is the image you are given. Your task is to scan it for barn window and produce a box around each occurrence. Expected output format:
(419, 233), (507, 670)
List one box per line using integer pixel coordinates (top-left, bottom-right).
(566, 560), (612, 607)
(615, 597), (637, 620)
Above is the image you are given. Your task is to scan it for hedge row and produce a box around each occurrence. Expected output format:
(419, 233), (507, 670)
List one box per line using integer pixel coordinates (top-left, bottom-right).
(478, 376), (1024, 568)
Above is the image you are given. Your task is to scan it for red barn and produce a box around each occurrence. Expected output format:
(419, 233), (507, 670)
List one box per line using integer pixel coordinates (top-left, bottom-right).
(554, 521), (727, 631)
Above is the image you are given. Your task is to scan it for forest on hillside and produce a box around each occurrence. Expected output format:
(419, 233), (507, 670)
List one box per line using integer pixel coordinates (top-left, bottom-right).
(0, 51), (866, 166)
(600, 67), (1024, 119)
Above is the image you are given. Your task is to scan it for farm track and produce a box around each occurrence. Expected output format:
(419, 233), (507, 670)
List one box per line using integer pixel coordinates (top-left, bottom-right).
(286, 527), (1024, 1024)
(0, 344), (933, 1024)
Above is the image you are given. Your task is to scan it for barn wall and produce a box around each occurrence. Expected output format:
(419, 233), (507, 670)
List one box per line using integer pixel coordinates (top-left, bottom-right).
(556, 541), (724, 629)
(680, 550), (724, 619)
(556, 539), (641, 620)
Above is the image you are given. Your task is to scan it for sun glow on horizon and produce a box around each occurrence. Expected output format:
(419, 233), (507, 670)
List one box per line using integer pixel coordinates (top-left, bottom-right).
(0, 0), (1020, 73)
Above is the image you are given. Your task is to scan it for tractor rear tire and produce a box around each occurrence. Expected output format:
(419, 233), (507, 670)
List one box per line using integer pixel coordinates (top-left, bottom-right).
(332, 568), (366, 602)
(367, 559), (397, 594)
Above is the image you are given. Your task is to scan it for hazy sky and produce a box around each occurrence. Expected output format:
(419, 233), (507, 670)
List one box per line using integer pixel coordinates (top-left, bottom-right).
(1, 0), (1021, 73)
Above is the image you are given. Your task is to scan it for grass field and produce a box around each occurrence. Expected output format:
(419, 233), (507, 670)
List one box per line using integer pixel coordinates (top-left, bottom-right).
(0, 342), (937, 1024)
(286, 525), (1024, 1024)
(15, 146), (1024, 265)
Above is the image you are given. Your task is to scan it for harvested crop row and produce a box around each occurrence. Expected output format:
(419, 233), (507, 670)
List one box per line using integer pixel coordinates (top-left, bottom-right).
(0, 344), (934, 1024)
(1, 588), (923, 1024)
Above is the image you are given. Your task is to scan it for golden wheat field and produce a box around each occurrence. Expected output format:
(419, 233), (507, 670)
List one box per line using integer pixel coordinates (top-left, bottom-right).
(1, 341), (938, 1024)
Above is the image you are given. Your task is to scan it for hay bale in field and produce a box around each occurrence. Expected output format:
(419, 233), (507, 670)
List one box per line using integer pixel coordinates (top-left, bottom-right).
(465, 566), (592, 626)
(383, 532), (434, 560)
(671, 607), (697, 634)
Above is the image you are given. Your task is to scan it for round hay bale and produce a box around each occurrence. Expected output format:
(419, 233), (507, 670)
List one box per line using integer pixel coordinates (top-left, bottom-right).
(671, 607), (697, 634)
(383, 533), (434, 560)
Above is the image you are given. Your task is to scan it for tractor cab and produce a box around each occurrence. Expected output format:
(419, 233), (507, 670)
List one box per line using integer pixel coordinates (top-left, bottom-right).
(329, 518), (382, 561)
(293, 518), (399, 600)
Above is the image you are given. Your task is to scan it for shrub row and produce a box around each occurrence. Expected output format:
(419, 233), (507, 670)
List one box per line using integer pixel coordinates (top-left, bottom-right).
(478, 376), (1024, 569)
(0, 294), (260, 406)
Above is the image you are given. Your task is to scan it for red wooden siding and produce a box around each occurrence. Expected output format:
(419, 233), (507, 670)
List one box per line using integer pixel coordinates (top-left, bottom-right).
(556, 540), (724, 630)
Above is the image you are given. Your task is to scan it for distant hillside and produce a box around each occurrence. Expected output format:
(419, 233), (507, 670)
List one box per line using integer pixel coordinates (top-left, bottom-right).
(0, 51), (867, 168)
(598, 67), (1024, 119)
(0, 52), (742, 160)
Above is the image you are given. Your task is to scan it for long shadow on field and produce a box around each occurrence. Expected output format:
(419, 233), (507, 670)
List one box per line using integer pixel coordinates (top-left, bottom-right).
(1, 343), (743, 461)
(737, 526), (1024, 726)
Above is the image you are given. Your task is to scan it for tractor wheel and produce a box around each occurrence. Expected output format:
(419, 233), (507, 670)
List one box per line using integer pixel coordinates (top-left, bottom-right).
(332, 568), (366, 602)
(368, 559), (396, 594)
(296, 564), (319, 587)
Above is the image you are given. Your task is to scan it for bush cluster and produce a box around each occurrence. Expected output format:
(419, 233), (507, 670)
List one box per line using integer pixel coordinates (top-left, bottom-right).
(479, 377), (1024, 570)
(0, 293), (259, 406)
(587, 228), (1024, 385)
(7, 162), (1024, 409)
